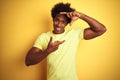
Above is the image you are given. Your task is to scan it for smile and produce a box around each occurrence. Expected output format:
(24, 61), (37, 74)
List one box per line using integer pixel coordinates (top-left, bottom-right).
(56, 27), (61, 30)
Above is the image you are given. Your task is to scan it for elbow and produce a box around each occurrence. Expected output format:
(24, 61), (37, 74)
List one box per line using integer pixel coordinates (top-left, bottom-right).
(25, 56), (34, 66)
(101, 25), (107, 34)
(104, 27), (107, 33)
(102, 24), (107, 32)
(25, 57), (40, 66)
(97, 24), (107, 35)
(96, 23), (107, 34)
(26, 64), (30, 66)
(25, 58), (32, 66)
(97, 27), (107, 37)
(25, 62), (30, 66)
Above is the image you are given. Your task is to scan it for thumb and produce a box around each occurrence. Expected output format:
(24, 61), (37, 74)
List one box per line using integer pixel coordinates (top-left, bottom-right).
(69, 20), (74, 26)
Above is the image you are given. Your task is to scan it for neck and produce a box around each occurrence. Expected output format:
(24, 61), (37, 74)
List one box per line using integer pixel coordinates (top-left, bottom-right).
(52, 30), (65, 34)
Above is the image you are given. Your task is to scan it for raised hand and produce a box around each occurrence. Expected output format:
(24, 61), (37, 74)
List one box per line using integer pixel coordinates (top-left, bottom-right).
(60, 11), (82, 26)
(46, 37), (65, 53)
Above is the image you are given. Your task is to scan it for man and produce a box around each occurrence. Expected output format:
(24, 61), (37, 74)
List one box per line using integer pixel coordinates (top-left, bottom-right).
(25, 2), (106, 80)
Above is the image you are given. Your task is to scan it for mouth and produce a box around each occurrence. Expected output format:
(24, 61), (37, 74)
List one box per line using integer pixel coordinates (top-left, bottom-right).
(56, 27), (61, 30)
(53, 26), (64, 34)
(54, 26), (61, 31)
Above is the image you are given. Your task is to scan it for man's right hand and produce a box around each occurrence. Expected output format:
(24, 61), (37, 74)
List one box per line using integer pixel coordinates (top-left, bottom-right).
(46, 37), (65, 53)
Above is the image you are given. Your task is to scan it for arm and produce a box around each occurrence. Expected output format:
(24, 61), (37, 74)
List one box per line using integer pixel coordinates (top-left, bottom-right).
(60, 11), (107, 39)
(25, 37), (65, 66)
(25, 47), (49, 66)
(79, 13), (106, 39)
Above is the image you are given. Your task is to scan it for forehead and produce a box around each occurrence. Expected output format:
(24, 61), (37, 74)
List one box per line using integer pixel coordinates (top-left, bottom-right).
(55, 14), (67, 21)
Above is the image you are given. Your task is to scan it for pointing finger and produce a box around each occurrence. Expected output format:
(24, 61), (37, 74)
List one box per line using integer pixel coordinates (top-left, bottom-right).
(60, 12), (67, 14)
(60, 12), (72, 18)
(55, 40), (65, 45)
(59, 40), (65, 44)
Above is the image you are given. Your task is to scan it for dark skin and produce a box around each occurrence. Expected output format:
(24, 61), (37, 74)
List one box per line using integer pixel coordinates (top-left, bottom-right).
(25, 11), (106, 66)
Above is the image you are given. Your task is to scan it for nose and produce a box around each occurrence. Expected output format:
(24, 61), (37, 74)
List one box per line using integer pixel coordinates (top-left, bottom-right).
(56, 22), (61, 27)
(58, 22), (61, 27)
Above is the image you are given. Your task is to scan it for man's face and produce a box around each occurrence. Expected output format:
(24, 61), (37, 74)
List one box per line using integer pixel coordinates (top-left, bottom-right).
(53, 14), (68, 34)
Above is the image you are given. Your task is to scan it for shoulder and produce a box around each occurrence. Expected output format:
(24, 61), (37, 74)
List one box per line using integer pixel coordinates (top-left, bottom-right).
(37, 31), (51, 38)
(69, 28), (84, 39)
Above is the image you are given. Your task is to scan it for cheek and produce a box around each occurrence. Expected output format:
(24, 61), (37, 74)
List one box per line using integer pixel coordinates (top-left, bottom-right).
(63, 24), (67, 27)
(53, 22), (56, 27)
(53, 21), (57, 25)
(54, 22), (57, 25)
(61, 25), (66, 29)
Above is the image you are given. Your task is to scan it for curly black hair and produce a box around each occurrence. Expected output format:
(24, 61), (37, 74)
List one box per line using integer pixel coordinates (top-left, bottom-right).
(51, 2), (75, 23)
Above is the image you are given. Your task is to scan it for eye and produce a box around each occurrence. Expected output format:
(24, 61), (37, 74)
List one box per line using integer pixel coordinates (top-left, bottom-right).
(54, 18), (59, 22)
(62, 21), (65, 23)
(61, 21), (67, 24)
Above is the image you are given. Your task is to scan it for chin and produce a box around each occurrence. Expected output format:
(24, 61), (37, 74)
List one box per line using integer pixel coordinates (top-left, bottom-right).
(53, 30), (63, 34)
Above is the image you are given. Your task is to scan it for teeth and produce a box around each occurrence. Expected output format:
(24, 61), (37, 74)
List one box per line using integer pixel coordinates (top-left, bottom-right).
(56, 27), (61, 30)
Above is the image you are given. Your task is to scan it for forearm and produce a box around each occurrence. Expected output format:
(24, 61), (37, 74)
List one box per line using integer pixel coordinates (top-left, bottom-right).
(25, 37), (64, 66)
(79, 13), (106, 32)
(25, 48), (50, 66)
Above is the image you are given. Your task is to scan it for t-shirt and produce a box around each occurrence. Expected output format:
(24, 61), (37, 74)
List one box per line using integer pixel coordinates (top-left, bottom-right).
(33, 28), (84, 80)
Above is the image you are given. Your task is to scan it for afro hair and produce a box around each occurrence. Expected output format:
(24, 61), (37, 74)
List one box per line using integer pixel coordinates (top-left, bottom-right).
(51, 2), (75, 23)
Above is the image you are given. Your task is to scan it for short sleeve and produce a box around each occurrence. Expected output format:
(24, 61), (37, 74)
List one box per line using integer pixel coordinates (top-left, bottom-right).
(33, 33), (45, 50)
(75, 28), (84, 40)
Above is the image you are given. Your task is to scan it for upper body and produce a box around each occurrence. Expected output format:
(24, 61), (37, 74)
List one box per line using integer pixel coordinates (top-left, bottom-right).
(25, 2), (106, 80)
(34, 28), (83, 80)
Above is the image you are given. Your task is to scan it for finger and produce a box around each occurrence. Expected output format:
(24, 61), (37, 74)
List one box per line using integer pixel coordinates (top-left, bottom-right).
(66, 13), (71, 18)
(49, 37), (53, 43)
(60, 12), (70, 18)
(72, 12), (77, 16)
(60, 12), (67, 14)
(60, 40), (65, 44)
(56, 40), (65, 45)
(69, 20), (74, 26)
(69, 12), (73, 17)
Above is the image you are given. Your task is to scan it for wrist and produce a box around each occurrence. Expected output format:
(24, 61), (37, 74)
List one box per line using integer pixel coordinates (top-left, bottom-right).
(43, 49), (50, 55)
(78, 13), (86, 19)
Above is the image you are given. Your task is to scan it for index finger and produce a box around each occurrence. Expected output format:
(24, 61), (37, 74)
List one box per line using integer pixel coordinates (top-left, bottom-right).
(56, 40), (65, 45)
(59, 40), (65, 44)
(60, 12), (67, 14)
(54, 40), (65, 46)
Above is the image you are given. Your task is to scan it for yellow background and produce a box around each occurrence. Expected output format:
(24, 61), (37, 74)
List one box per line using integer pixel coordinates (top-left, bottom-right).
(1, 0), (120, 80)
